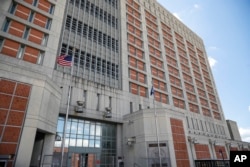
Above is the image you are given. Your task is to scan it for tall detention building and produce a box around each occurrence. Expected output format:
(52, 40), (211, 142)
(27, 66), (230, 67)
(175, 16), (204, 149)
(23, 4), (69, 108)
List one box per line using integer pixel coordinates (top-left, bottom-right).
(0, 0), (249, 167)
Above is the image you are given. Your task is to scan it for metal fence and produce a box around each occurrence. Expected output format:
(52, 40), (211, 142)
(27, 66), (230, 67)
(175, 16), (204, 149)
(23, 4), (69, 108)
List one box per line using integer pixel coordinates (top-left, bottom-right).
(138, 157), (171, 167)
(195, 160), (230, 167)
(45, 153), (116, 167)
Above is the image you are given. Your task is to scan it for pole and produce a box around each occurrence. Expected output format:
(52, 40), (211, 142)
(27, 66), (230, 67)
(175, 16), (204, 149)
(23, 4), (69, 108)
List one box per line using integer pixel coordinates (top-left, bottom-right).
(60, 54), (74, 167)
(153, 95), (162, 167)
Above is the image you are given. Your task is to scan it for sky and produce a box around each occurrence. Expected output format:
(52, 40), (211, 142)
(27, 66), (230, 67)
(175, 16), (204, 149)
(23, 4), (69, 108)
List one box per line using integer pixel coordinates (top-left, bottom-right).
(157, 0), (250, 142)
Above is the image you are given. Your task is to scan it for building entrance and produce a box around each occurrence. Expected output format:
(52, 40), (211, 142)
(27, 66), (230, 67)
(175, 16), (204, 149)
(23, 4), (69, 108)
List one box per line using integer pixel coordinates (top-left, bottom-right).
(67, 147), (101, 167)
(54, 117), (117, 167)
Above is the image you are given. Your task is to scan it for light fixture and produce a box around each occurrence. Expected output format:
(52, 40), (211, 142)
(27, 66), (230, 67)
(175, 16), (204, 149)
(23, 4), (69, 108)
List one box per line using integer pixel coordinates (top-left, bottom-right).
(128, 120), (134, 124)
(127, 137), (136, 146)
(238, 143), (243, 149)
(225, 142), (231, 147)
(105, 107), (112, 111)
(188, 136), (199, 144)
(55, 132), (61, 141)
(75, 100), (85, 113)
(209, 139), (216, 145)
(103, 107), (112, 118)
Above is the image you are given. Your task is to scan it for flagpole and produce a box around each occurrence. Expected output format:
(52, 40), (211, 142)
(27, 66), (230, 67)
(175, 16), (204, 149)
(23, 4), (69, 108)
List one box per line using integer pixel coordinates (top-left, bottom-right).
(60, 54), (74, 167)
(152, 85), (162, 167)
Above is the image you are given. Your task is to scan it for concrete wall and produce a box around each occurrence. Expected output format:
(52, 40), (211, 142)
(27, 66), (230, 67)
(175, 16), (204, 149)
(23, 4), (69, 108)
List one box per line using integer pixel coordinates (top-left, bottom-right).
(0, 56), (61, 167)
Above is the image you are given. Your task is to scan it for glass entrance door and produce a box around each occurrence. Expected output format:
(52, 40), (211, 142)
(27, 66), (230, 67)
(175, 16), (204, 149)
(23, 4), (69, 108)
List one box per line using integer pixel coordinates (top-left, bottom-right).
(69, 153), (96, 167)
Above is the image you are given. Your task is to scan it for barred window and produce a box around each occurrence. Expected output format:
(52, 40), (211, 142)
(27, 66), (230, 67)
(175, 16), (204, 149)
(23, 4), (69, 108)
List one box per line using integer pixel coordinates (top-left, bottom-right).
(65, 15), (119, 52)
(90, 4), (95, 15)
(83, 24), (88, 37)
(91, 56), (96, 71)
(69, 0), (118, 28)
(103, 34), (107, 46)
(72, 18), (77, 32)
(85, 1), (90, 12)
(100, 9), (103, 20)
(108, 36), (111, 48)
(77, 21), (82, 34)
(97, 58), (101, 73)
(102, 60), (106, 74)
(66, 16), (71, 30)
(85, 53), (91, 69)
(104, 11), (107, 23)
(9, 2), (17, 14)
(98, 31), (102, 44)
(88, 26), (93, 39)
(93, 29), (97, 42)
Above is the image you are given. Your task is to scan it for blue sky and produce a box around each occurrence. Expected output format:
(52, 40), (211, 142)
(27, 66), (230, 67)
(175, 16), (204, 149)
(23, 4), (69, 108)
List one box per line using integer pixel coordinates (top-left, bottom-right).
(157, 0), (250, 142)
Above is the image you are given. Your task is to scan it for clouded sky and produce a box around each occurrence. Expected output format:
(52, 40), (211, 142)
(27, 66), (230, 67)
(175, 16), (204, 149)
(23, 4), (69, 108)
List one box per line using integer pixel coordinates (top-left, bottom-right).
(157, 0), (250, 142)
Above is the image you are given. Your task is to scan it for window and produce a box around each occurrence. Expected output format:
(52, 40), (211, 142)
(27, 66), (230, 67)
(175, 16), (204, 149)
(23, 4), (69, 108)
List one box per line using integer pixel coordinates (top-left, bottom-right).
(86, 1), (90, 12)
(93, 29), (97, 42)
(9, 2), (17, 14)
(116, 40), (119, 52)
(88, 26), (93, 39)
(83, 24), (88, 37)
(66, 15), (71, 30)
(90, 4), (94, 15)
(77, 21), (82, 34)
(17, 45), (25, 59)
(49, 5), (55, 14)
(111, 64), (116, 79)
(0, 38), (4, 51)
(29, 11), (34, 22)
(2, 19), (10, 32)
(46, 19), (52, 29)
(97, 58), (101, 73)
(103, 34), (106, 46)
(55, 116), (117, 159)
(85, 54), (90, 69)
(37, 52), (44, 65)
(33, 0), (38, 6)
(42, 34), (49, 46)
(72, 18), (77, 32)
(107, 36), (111, 48)
(23, 27), (30, 39)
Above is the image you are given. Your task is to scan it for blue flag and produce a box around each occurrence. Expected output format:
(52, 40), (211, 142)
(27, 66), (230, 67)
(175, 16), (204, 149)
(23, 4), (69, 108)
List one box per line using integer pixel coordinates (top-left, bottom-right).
(150, 86), (154, 96)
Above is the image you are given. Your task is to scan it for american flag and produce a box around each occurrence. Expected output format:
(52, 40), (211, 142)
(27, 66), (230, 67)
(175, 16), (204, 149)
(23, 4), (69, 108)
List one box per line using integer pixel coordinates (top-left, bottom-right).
(57, 55), (72, 66)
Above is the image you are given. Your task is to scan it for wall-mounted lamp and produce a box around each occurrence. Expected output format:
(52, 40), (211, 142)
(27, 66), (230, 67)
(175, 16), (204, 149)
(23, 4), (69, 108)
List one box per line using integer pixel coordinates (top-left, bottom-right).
(103, 107), (112, 118)
(55, 132), (61, 141)
(75, 100), (85, 113)
(238, 143), (243, 149)
(188, 136), (199, 144)
(127, 137), (136, 146)
(209, 139), (216, 145)
(128, 120), (134, 124)
(225, 142), (231, 147)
